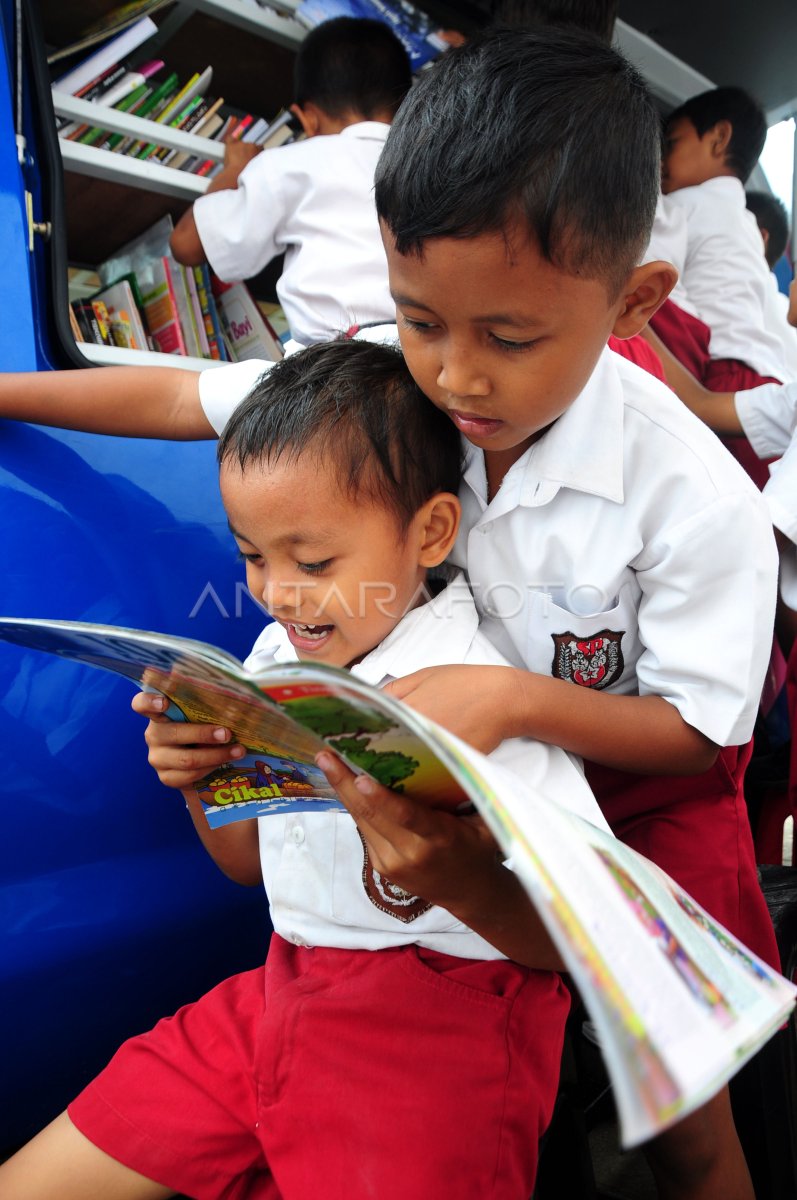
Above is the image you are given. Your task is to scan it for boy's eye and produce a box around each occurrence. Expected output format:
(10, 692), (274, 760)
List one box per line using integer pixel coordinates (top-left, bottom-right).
(237, 549), (264, 566)
(399, 314), (437, 334)
(490, 333), (539, 353)
(298, 559), (332, 575)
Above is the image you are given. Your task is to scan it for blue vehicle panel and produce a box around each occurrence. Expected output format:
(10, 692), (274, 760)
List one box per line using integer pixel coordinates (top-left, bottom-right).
(0, 0), (271, 1150)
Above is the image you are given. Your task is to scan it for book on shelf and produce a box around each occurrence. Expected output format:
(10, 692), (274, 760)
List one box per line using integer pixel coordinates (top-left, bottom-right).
(212, 278), (284, 362)
(47, 2), (176, 66)
(110, 71), (180, 154)
(295, 0), (451, 71)
(89, 280), (150, 350)
(0, 612), (793, 1148)
(51, 15), (160, 97)
(138, 257), (188, 355)
(193, 264), (227, 360)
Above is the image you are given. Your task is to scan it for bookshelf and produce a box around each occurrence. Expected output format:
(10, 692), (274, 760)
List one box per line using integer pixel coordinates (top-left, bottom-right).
(37, 0), (306, 363)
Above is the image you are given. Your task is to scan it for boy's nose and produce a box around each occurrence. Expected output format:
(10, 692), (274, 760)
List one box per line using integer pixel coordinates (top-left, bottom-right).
(436, 351), (490, 398)
(263, 579), (302, 613)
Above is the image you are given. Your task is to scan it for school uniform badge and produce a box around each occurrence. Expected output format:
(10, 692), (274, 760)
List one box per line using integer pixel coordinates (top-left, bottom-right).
(358, 830), (432, 922)
(551, 631), (624, 690)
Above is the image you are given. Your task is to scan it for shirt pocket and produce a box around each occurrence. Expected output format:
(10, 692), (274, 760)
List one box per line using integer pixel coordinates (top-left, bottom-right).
(525, 581), (638, 691)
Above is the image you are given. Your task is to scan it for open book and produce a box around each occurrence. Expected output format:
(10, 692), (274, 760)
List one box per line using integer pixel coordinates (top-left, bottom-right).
(1, 615), (794, 1148)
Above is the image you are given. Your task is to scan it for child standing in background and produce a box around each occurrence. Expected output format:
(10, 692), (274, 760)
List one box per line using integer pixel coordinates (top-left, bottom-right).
(170, 18), (411, 346)
(652, 86), (788, 485)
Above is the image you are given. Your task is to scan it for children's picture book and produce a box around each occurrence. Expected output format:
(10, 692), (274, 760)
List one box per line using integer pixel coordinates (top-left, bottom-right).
(212, 279), (284, 362)
(0, 613), (794, 1149)
(295, 0), (451, 71)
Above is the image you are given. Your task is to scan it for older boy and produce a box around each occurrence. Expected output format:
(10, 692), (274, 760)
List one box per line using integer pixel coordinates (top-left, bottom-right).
(0, 340), (606, 1200)
(171, 18), (412, 345)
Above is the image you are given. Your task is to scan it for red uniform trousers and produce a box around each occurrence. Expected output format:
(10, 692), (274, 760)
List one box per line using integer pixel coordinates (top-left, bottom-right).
(68, 935), (570, 1200)
(585, 746), (780, 971)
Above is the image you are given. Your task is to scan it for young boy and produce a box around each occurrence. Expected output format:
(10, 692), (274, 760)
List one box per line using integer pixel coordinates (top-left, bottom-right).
(650, 87), (788, 485)
(170, 17), (411, 346)
(745, 190), (797, 380)
(0, 28), (779, 1198)
(0, 339), (609, 1200)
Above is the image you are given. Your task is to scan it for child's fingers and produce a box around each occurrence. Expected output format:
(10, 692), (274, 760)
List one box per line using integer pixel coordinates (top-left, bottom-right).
(131, 690), (168, 716)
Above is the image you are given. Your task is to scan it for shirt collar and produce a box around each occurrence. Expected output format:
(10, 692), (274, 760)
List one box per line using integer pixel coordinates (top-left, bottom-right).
(461, 344), (626, 510)
(339, 121), (391, 143)
(351, 572), (478, 687)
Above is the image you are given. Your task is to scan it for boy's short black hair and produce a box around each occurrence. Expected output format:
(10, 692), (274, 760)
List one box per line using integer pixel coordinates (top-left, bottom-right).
(487, 0), (618, 43)
(745, 190), (789, 267)
(294, 17), (412, 120)
(217, 340), (462, 529)
(666, 87), (767, 183)
(374, 27), (660, 294)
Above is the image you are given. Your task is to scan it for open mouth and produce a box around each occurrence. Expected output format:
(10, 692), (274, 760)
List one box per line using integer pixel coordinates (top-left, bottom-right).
(285, 621), (335, 652)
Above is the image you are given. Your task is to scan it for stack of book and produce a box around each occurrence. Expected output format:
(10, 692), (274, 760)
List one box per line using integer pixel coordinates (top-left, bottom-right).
(51, 13), (300, 178)
(69, 216), (284, 363)
(295, 0), (453, 71)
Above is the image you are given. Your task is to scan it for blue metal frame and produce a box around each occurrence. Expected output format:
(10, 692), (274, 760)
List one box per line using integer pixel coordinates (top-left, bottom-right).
(0, 0), (271, 1150)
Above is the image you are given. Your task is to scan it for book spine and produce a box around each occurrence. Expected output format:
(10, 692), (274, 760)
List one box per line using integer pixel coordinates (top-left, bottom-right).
(193, 265), (222, 360)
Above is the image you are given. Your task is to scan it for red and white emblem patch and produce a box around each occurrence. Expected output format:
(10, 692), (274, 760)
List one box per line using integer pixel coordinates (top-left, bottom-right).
(551, 630), (624, 690)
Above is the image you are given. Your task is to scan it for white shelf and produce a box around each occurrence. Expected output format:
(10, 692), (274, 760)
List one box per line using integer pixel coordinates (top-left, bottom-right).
(59, 138), (210, 199)
(77, 343), (228, 370)
(175, 0), (305, 50)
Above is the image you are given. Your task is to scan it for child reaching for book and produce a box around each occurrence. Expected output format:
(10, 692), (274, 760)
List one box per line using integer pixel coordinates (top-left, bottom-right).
(0, 27), (781, 1200)
(0, 338), (609, 1200)
(169, 17), (412, 347)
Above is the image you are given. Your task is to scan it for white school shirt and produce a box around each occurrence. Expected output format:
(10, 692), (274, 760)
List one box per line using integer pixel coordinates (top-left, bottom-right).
(198, 345), (778, 744)
(193, 122), (395, 345)
(447, 346), (779, 749)
(243, 573), (607, 957)
(643, 193), (698, 316)
(665, 177), (787, 381)
(735, 381), (797, 609)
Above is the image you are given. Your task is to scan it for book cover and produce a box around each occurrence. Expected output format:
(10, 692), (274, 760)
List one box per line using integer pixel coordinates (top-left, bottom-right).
(212, 279), (284, 363)
(47, 1), (175, 66)
(0, 613), (794, 1148)
(52, 15), (160, 96)
(138, 257), (187, 355)
(184, 263), (211, 357)
(91, 280), (149, 350)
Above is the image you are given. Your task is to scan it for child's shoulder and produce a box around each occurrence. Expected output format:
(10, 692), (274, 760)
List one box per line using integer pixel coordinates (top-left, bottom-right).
(607, 348), (762, 498)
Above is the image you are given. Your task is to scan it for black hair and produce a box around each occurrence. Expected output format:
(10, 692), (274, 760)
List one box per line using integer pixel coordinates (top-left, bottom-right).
(294, 17), (412, 120)
(487, 0), (618, 43)
(745, 190), (789, 267)
(666, 87), (767, 183)
(217, 340), (462, 529)
(374, 26), (660, 293)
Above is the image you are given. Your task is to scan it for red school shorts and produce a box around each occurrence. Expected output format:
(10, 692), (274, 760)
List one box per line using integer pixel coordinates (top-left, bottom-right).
(585, 744), (781, 971)
(68, 935), (569, 1200)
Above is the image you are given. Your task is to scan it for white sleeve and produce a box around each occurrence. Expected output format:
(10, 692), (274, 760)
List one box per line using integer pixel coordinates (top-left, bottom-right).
(192, 155), (286, 282)
(197, 359), (275, 434)
(635, 490), (779, 745)
(735, 382), (797, 460)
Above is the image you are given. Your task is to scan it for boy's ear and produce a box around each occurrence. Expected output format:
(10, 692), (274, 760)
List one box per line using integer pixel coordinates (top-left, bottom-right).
(708, 119), (733, 162)
(612, 261), (678, 339)
(415, 493), (461, 569)
(290, 102), (320, 138)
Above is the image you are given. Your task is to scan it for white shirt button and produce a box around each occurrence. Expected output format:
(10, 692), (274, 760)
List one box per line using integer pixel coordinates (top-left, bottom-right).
(479, 522), (493, 534)
(290, 826), (305, 844)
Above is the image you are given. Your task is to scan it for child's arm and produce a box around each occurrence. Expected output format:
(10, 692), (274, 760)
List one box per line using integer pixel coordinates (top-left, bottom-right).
(641, 327), (742, 436)
(170, 141), (262, 267)
(316, 751), (564, 970)
(0, 365), (214, 438)
(387, 667), (718, 774)
(132, 691), (261, 885)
